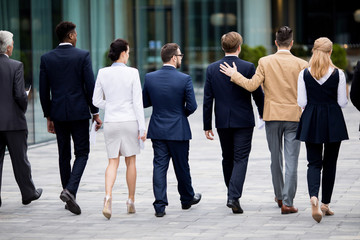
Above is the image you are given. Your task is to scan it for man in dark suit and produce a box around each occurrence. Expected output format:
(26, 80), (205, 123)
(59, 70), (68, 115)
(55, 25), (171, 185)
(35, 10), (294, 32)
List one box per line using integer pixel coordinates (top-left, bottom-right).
(39, 22), (102, 215)
(350, 61), (360, 111)
(143, 43), (201, 217)
(203, 32), (264, 214)
(0, 30), (42, 207)
(350, 60), (360, 135)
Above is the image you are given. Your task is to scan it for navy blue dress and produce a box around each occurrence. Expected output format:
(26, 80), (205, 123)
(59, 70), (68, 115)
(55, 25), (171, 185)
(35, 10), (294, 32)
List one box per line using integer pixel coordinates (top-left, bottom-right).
(296, 68), (349, 143)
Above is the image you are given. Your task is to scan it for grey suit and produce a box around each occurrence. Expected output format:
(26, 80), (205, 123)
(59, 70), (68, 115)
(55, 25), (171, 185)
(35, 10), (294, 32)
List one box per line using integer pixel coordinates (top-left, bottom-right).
(0, 54), (37, 203)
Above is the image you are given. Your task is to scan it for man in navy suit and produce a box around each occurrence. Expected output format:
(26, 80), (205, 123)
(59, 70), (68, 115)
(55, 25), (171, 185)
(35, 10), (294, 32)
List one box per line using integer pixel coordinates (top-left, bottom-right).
(203, 32), (264, 213)
(39, 21), (102, 215)
(143, 43), (201, 217)
(350, 60), (360, 136)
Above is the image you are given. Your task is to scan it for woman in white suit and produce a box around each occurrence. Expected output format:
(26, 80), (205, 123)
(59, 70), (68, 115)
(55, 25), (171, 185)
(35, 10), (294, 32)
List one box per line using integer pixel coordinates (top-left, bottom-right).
(93, 39), (146, 219)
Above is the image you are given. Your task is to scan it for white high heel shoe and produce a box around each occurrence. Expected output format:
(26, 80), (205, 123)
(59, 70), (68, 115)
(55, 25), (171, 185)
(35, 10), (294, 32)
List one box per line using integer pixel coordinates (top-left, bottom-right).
(310, 196), (322, 223)
(321, 203), (334, 216)
(103, 196), (112, 219)
(126, 199), (136, 214)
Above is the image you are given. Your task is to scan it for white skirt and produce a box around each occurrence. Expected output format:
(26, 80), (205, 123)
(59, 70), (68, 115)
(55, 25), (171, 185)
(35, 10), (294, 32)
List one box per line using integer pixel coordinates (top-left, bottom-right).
(103, 121), (140, 158)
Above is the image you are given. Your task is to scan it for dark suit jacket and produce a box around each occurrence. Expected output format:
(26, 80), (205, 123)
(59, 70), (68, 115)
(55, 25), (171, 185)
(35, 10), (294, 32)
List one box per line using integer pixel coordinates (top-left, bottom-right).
(0, 54), (27, 131)
(143, 66), (197, 141)
(39, 44), (98, 122)
(203, 56), (264, 130)
(350, 60), (360, 112)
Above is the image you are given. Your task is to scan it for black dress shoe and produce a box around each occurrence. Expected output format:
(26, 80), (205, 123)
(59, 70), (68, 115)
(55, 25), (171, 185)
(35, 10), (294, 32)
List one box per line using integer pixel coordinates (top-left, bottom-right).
(60, 189), (81, 215)
(182, 193), (202, 210)
(155, 212), (166, 217)
(227, 199), (243, 214)
(22, 188), (43, 205)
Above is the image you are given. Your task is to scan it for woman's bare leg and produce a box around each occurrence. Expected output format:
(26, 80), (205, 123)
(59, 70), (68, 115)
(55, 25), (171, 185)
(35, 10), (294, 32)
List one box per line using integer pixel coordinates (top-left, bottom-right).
(105, 157), (120, 197)
(125, 155), (136, 201)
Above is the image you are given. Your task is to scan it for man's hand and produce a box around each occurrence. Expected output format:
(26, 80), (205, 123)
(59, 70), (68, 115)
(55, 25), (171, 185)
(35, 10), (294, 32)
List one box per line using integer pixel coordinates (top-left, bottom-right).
(47, 118), (55, 134)
(92, 114), (102, 131)
(220, 62), (237, 77)
(205, 130), (214, 140)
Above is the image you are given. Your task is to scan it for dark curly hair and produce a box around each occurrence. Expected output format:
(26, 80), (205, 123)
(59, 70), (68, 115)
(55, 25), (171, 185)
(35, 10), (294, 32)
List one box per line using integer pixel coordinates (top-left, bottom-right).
(108, 38), (129, 62)
(55, 21), (76, 42)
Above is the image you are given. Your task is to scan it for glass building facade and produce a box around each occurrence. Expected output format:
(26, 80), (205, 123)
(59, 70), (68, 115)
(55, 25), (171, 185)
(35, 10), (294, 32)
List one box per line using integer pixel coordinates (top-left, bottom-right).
(1, 0), (360, 144)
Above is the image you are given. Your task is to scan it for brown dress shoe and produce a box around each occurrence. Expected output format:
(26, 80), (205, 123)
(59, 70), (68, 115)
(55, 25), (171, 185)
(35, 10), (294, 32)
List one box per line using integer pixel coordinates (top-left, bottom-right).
(281, 204), (298, 214)
(275, 197), (282, 208)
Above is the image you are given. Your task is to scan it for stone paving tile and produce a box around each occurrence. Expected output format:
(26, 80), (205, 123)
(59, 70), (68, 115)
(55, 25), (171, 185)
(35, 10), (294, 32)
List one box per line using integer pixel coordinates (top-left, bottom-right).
(0, 100), (359, 239)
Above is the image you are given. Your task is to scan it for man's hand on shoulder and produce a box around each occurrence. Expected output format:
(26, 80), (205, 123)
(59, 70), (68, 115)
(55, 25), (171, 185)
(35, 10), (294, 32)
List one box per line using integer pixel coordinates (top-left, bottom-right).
(219, 62), (237, 77)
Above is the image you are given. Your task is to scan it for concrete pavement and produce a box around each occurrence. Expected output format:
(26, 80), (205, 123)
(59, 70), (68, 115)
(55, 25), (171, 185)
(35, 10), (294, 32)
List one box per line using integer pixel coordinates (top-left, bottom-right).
(0, 98), (359, 240)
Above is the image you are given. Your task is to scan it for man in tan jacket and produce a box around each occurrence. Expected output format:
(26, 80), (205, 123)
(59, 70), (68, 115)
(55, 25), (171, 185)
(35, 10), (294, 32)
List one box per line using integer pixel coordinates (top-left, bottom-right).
(220, 26), (308, 214)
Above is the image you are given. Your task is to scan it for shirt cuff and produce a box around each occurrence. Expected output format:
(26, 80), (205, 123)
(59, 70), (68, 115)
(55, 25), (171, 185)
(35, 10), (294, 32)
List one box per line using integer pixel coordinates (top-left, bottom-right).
(92, 113), (99, 116)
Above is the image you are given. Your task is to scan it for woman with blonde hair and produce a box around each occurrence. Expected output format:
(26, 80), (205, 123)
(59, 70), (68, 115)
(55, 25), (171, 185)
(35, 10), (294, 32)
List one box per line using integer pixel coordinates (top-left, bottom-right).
(296, 37), (348, 223)
(93, 39), (146, 219)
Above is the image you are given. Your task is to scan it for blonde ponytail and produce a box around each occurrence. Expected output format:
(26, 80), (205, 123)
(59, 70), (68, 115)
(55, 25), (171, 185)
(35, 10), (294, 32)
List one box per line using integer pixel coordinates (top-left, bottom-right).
(308, 37), (337, 80)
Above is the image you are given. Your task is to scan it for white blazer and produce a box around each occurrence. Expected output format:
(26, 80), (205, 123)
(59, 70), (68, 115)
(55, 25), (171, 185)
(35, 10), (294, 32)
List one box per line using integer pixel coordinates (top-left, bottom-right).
(93, 64), (145, 131)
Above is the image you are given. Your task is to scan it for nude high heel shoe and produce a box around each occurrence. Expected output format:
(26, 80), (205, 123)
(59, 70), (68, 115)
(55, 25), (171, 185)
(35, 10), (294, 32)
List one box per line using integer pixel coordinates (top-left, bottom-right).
(310, 196), (322, 223)
(126, 199), (136, 214)
(103, 196), (112, 219)
(321, 203), (334, 216)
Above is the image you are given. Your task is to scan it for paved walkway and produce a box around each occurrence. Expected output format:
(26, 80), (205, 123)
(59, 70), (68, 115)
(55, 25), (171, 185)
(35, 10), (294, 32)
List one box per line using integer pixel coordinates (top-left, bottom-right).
(1, 99), (359, 240)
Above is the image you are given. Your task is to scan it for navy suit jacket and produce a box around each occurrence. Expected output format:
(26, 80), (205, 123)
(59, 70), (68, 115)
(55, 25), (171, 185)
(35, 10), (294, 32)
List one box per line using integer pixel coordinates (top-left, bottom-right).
(39, 45), (98, 122)
(143, 66), (197, 141)
(350, 60), (360, 112)
(203, 56), (264, 130)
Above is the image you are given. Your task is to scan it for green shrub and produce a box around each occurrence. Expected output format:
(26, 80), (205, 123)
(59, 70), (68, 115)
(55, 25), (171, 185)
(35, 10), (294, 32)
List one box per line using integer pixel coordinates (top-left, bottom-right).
(331, 43), (347, 70)
(239, 44), (267, 67)
(104, 49), (112, 67)
(291, 44), (310, 57)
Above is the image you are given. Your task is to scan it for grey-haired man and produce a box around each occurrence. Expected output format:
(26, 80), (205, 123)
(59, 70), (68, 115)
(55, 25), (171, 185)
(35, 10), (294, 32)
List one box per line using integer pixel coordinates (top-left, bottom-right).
(0, 30), (42, 207)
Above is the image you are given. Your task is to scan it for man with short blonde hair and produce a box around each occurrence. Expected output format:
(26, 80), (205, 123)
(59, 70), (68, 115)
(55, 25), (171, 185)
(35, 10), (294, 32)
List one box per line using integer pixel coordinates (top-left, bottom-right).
(204, 32), (264, 214)
(221, 31), (243, 53)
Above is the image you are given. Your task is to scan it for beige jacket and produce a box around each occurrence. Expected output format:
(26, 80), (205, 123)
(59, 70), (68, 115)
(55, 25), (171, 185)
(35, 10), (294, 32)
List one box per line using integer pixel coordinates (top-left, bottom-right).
(230, 50), (308, 122)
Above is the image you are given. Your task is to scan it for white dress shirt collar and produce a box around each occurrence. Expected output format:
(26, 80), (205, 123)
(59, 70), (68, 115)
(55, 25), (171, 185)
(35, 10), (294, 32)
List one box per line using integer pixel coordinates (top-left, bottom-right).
(59, 42), (73, 46)
(225, 54), (238, 57)
(163, 64), (176, 68)
(1, 53), (9, 58)
(277, 49), (290, 53)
